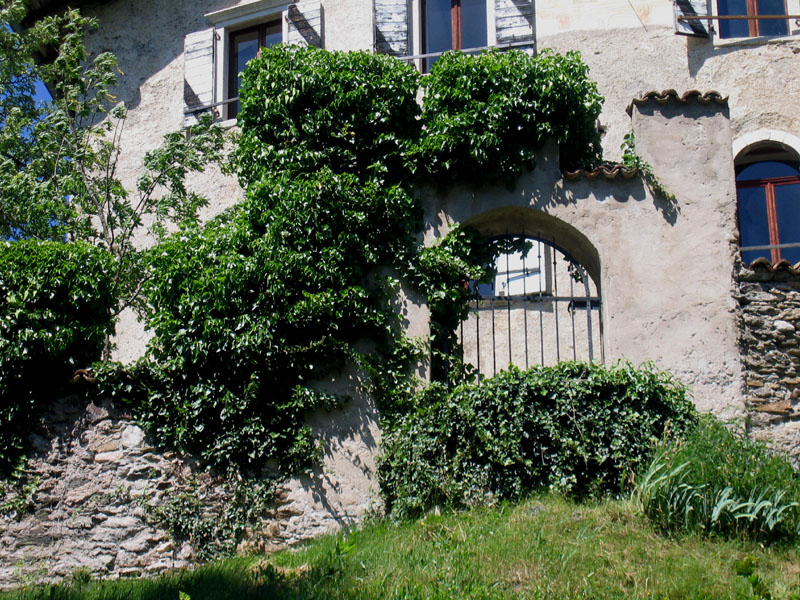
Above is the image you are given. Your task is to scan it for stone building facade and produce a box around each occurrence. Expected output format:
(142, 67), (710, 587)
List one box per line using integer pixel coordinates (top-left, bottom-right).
(3, 0), (800, 585)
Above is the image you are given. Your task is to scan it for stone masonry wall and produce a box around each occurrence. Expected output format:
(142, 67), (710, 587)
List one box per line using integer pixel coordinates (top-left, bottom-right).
(738, 262), (800, 460)
(0, 389), (381, 588)
(1, 397), (197, 587)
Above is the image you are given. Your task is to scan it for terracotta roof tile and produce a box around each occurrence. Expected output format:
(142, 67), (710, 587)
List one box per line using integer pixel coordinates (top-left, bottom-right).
(626, 90), (729, 115)
(739, 257), (800, 281)
(563, 163), (639, 181)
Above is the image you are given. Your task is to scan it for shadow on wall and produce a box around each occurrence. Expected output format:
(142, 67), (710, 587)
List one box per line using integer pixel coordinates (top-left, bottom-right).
(295, 365), (382, 529)
(462, 206), (602, 287)
(684, 34), (772, 78)
(85, 0), (235, 120)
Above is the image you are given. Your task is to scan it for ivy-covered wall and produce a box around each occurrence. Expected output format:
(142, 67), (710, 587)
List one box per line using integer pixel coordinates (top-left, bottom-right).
(421, 96), (743, 417)
(0, 88), (749, 586)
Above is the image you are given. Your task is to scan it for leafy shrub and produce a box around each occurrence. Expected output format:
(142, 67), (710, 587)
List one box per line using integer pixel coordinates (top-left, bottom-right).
(0, 240), (115, 476)
(141, 475), (277, 560)
(378, 362), (696, 518)
(97, 167), (421, 471)
(234, 45), (422, 184)
(636, 415), (800, 543)
(418, 49), (604, 184)
(97, 47), (610, 481)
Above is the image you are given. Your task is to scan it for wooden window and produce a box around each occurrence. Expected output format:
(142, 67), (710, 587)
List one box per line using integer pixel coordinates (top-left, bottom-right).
(422, 0), (487, 71)
(228, 20), (281, 118)
(718, 0), (789, 37)
(737, 150), (800, 265)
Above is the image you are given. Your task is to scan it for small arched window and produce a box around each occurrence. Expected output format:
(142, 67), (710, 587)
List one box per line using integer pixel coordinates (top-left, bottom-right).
(736, 143), (800, 265)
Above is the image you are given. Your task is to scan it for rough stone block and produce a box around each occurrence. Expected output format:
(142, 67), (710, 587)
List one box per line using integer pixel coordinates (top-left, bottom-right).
(120, 530), (151, 553)
(754, 400), (791, 415)
(120, 426), (145, 449)
(94, 451), (124, 464)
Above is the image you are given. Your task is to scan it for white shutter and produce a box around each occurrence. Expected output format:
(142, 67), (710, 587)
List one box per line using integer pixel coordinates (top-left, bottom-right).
(374, 0), (409, 56)
(674, 0), (710, 37)
(183, 28), (215, 127)
(284, 1), (324, 47)
(494, 0), (535, 45)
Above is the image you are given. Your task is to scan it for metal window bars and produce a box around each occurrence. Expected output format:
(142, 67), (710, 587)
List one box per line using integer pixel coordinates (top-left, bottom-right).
(457, 234), (603, 382)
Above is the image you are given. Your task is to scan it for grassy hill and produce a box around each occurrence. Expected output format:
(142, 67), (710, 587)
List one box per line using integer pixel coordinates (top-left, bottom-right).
(4, 493), (800, 600)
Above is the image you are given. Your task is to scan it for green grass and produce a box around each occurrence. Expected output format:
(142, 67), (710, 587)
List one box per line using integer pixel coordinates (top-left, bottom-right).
(4, 494), (800, 599)
(637, 416), (800, 542)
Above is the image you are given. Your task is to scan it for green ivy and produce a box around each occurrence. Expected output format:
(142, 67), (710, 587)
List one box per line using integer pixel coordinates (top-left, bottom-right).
(378, 362), (698, 519)
(98, 48), (426, 472)
(621, 130), (676, 202)
(94, 47), (646, 522)
(233, 46), (421, 184)
(140, 474), (277, 560)
(418, 49), (603, 185)
(0, 240), (116, 477)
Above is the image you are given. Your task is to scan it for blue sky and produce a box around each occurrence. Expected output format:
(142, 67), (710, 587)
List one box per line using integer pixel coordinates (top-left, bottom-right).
(34, 80), (52, 104)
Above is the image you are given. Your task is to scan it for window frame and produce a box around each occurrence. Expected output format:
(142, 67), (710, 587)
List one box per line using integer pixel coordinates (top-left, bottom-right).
(737, 169), (800, 264)
(412, 0), (495, 71)
(716, 0), (791, 38)
(205, 0), (291, 123)
(736, 143), (800, 265)
(421, 0), (468, 54)
(226, 19), (282, 119)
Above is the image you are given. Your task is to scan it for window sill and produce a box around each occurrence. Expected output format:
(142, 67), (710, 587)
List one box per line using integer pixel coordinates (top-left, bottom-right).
(713, 30), (800, 47)
(216, 117), (239, 130)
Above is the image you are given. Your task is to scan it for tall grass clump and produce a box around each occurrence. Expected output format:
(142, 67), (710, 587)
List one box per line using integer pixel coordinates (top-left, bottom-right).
(379, 361), (697, 519)
(636, 415), (800, 543)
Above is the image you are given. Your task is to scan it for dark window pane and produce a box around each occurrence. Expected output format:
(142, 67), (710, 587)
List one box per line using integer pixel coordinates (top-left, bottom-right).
(756, 0), (788, 35)
(425, 0), (453, 71)
(718, 0), (751, 38)
(230, 30), (260, 117)
(234, 33), (260, 79)
(738, 185), (771, 263)
(461, 0), (487, 49)
(738, 160), (800, 181)
(229, 21), (281, 118)
(263, 20), (282, 47)
(475, 281), (494, 297)
(775, 183), (800, 262)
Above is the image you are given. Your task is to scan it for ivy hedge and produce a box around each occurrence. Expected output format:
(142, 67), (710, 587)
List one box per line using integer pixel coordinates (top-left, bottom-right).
(379, 362), (698, 519)
(0, 241), (115, 477)
(418, 49), (602, 184)
(95, 48), (425, 472)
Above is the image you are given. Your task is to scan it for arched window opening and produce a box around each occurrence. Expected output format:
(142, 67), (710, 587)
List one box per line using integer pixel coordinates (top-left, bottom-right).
(458, 234), (603, 380)
(736, 143), (800, 265)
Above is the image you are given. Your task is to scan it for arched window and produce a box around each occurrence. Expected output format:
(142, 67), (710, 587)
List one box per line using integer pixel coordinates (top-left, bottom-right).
(736, 143), (800, 265)
(459, 235), (602, 379)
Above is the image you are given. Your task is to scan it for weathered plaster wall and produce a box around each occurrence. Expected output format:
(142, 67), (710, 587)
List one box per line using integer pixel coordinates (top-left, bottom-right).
(422, 99), (744, 415)
(12, 0), (798, 583)
(77, 1), (800, 362)
(541, 25), (800, 162)
(81, 0), (375, 362)
(535, 0), (800, 37)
